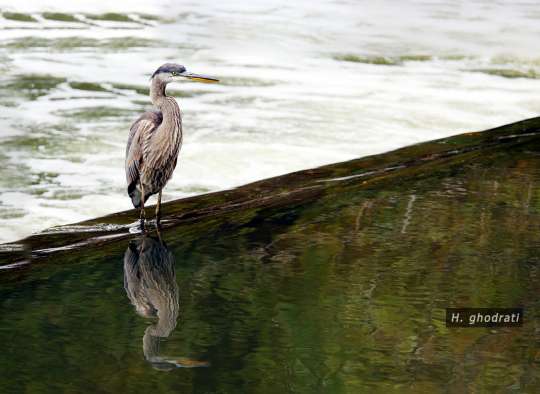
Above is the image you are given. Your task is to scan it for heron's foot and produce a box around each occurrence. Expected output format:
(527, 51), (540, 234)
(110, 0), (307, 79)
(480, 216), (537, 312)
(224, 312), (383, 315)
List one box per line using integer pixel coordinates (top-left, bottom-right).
(139, 206), (147, 231)
(127, 219), (146, 234)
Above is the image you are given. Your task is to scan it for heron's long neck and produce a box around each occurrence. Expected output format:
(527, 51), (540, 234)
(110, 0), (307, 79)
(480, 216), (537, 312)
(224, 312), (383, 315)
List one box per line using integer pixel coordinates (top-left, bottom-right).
(150, 78), (182, 135)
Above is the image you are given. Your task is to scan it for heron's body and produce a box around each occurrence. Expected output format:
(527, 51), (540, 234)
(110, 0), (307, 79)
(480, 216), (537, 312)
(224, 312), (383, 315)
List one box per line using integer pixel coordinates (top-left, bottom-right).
(126, 94), (182, 209)
(125, 63), (218, 228)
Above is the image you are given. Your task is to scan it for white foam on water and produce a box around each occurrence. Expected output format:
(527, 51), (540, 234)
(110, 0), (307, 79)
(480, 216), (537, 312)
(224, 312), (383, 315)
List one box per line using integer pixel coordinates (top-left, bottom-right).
(0, 0), (540, 242)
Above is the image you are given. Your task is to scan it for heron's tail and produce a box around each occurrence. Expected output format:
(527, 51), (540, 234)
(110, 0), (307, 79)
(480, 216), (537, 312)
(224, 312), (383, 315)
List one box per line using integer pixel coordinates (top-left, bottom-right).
(129, 185), (142, 209)
(128, 183), (151, 209)
(128, 187), (141, 208)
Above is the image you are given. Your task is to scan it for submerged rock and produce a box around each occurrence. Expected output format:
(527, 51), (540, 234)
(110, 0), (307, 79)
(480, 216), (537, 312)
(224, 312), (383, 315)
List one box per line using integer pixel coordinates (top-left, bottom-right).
(1, 116), (540, 267)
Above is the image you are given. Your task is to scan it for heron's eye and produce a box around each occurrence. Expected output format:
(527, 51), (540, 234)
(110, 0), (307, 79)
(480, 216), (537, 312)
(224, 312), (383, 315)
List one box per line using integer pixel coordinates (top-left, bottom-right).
(172, 72), (178, 76)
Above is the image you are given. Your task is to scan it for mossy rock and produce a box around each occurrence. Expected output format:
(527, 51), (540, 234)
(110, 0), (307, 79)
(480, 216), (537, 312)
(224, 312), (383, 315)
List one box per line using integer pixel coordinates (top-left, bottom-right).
(0, 74), (66, 100)
(55, 106), (136, 119)
(2, 12), (37, 22)
(68, 82), (109, 92)
(473, 68), (539, 79)
(334, 54), (401, 66)
(3, 116), (540, 263)
(2, 36), (162, 50)
(84, 13), (135, 22)
(399, 55), (432, 62)
(41, 12), (80, 22)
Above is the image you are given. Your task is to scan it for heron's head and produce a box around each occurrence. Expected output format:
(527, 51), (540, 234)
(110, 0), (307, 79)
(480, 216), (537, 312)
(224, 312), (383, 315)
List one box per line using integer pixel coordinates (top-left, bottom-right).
(151, 63), (219, 84)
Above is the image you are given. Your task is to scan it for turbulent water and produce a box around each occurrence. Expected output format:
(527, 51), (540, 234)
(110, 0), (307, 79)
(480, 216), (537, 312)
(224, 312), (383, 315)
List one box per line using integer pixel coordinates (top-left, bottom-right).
(0, 0), (539, 243)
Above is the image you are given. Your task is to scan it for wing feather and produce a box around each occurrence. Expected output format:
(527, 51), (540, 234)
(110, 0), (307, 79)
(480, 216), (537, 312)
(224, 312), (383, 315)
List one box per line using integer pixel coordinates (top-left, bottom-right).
(125, 111), (162, 197)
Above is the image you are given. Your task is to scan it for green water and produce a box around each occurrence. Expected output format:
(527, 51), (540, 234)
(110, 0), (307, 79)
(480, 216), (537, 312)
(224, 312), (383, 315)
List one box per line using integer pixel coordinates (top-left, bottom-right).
(1, 138), (540, 393)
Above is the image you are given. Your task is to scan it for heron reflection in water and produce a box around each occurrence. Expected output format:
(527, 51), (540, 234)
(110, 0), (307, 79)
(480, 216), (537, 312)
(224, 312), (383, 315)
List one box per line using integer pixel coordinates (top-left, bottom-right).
(123, 233), (209, 370)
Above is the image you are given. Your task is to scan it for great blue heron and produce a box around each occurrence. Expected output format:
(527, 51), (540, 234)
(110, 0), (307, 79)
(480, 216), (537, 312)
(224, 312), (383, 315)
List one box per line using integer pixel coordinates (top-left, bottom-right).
(125, 63), (218, 229)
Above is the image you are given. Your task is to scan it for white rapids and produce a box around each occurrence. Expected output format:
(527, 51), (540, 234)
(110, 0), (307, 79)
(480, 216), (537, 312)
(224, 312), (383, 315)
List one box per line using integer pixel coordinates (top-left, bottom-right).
(0, 0), (539, 242)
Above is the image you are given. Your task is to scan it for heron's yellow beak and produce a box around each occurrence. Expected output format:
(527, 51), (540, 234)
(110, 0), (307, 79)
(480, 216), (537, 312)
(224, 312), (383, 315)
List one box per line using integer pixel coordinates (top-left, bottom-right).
(180, 71), (219, 83)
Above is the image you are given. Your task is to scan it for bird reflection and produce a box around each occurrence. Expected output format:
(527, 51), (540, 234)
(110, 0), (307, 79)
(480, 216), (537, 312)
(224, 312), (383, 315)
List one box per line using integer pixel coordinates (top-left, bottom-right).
(123, 233), (209, 370)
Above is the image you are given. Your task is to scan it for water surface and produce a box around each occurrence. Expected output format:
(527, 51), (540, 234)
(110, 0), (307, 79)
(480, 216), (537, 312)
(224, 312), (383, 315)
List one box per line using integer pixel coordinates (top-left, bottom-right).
(1, 137), (538, 393)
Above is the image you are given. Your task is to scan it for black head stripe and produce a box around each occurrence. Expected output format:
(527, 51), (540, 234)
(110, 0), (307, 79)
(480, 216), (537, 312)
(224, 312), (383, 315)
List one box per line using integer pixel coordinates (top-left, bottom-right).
(151, 63), (186, 78)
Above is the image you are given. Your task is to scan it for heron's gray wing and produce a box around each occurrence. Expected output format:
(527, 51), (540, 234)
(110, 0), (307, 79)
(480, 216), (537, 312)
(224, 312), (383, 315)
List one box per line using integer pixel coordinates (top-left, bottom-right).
(125, 111), (163, 194)
(124, 240), (141, 299)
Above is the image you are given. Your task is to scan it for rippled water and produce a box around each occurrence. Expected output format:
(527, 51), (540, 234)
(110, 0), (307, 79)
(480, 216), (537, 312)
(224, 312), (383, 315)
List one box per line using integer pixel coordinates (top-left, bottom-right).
(1, 136), (539, 393)
(1, 0), (540, 242)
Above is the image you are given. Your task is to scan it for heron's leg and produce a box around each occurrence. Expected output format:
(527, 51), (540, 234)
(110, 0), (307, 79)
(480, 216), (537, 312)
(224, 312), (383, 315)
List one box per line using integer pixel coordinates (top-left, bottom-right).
(155, 222), (163, 243)
(155, 190), (162, 225)
(139, 184), (146, 231)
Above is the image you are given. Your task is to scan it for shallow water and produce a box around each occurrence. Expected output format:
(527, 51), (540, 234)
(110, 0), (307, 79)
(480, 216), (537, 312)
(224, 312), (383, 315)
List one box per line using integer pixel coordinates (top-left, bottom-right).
(0, 137), (539, 393)
(1, 0), (540, 242)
